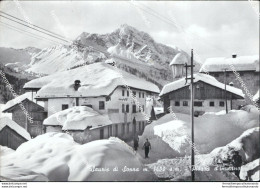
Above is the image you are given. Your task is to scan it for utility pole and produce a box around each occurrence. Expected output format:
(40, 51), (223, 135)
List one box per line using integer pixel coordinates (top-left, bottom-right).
(190, 49), (195, 181)
(224, 69), (228, 114)
(184, 49), (195, 181)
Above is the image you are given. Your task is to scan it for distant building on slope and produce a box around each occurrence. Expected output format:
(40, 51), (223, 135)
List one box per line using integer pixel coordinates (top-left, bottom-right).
(2, 93), (47, 137)
(169, 53), (188, 78)
(160, 73), (244, 116)
(23, 62), (160, 141)
(0, 117), (31, 150)
(200, 55), (259, 107)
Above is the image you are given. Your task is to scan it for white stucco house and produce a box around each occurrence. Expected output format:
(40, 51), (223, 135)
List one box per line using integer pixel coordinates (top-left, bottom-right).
(24, 62), (160, 141)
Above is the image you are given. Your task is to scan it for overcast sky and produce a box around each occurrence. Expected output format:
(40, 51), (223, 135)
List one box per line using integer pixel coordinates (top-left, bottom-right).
(0, 1), (258, 62)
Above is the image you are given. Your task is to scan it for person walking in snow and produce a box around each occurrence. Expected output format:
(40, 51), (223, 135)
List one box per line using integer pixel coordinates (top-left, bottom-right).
(231, 151), (243, 179)
(143, 138), (151, 158)
(133, 136), (139, 151)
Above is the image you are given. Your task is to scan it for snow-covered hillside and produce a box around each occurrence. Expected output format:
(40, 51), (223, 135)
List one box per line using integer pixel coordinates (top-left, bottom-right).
(0, 47), (40, 66)
(26, 45), (86, 74)
(1, 133), (157, 181)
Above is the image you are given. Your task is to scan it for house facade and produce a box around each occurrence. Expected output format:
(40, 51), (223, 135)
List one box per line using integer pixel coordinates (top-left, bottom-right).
(160, 73), (245, 116)
(24, 62), (160, 141)
(200, 55), (259, 108)
(2, 93), (47, 138)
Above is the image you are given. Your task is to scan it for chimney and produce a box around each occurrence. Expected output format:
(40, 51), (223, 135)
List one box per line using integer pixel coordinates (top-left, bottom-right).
(232, 54), (237, 58)
(74, 80), (81, 91)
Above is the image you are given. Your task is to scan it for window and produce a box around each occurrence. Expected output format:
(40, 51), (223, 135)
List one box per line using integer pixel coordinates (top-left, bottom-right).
(175, 101), (180, 106)
(226, 73), (229, 77)
(126, 104), (129, 113)
(142, 105), (145, 112)
(62, 104), (69, 110)
(100, 129), (104, 139)
(139, 92), (141, 98)
(132, 105), (137, 113)
(99, 101), (105, 110)
(133, 91), (136, 97)
(142, 122), (145, 131)
(122, 104), (125, 113)
(108, 125), (112, 137)
(214, 73), (219, 77)
(219, 101), (225, 107)
(122, 90), (125, 96)
(142, 93), (145, 98)
(194, 101), (203, 107)
(183, 101), (188, 106)
(209, 101), (215, 107)
(127, 90), (129, 97)
(139, 122), (141, 131)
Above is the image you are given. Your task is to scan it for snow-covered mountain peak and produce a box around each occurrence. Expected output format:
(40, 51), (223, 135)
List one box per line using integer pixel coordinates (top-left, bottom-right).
(10, 24), (197, 87)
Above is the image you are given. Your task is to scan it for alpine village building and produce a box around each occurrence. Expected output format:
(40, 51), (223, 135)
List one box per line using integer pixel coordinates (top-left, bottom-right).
(2, 92), (47, 138)
(160, 53), (245, 116)
(199, 54), (259, 108)
(0, 117), (31, 150)
(23, 62), (160, 143)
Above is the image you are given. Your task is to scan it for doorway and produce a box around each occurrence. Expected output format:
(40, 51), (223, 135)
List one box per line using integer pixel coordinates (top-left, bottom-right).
(100, 129), (104, 139)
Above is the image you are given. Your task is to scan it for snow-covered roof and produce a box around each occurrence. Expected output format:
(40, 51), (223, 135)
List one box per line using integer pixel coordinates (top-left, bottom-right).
(2, 92), (43, 112)
(169, 53), (188, 66)
(24, 62), (160, 98)
(200, 55), (259, 72)
(159, 73), (244, 98)
(43, 106), (112, 131)
(253, 90), (259, 102)
(0, 117), (31, 140)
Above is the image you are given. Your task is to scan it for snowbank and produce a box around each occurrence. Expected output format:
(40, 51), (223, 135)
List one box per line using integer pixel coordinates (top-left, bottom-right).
(43, 106), (112, 130)
(240, 158), (259, 181)
(0, 145), (48, 181)
(159, 73), (244, 98)
(139, 107), (259, 161)
(147, 157), (239, 181)
(1, 133), (157, 181)
(146, 118), (259, 181)
(0, 117), (31, 140)
(0, 145), (14, 156)
(206, 127), (259, 165)
(195, 127), (260, 181)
